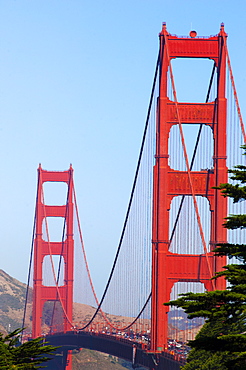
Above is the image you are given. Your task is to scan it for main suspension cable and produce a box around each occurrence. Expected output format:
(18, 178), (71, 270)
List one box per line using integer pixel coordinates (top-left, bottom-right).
(79, 51), (160, 330)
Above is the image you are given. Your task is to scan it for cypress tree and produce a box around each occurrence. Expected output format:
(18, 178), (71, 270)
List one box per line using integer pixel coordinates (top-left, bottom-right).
(165, 145), (246, 369)
(0, 328), (58, 369)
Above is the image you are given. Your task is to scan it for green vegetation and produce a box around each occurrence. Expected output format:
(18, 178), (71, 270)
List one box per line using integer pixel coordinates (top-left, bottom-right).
(0, 328), (57, 369)
(165, 146), (246, 369)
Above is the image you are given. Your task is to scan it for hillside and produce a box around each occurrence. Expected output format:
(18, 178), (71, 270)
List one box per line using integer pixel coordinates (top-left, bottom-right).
(0, 269), (27, 333)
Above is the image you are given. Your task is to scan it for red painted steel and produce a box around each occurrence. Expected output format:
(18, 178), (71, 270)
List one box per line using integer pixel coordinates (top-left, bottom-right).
(32, 165), (74, 339)
(151, 24), (228, 351)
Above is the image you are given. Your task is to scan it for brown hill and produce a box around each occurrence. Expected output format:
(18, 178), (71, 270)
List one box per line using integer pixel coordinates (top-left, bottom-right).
(0, 269), (27, 333)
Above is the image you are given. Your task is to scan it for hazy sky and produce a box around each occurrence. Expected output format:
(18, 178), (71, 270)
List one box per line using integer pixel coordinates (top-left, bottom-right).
(0, 0), (245, 296)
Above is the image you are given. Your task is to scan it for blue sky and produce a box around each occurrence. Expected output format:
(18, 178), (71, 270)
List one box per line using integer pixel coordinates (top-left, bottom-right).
(0, 0), (245, 296)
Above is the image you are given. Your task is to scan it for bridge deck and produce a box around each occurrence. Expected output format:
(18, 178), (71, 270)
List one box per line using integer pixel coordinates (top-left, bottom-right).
(44, 331), (185, 369)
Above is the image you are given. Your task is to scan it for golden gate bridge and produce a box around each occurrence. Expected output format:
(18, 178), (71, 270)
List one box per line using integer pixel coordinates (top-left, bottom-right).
(22, 23), (246, 369)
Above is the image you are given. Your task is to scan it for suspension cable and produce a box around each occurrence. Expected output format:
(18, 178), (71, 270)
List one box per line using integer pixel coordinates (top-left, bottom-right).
(74, 184), (153, 330)
(73, 187), (118, 329)
(78, 51), (160, 330)
(224, 39), (246, 143)
(120, 293), (152, 331)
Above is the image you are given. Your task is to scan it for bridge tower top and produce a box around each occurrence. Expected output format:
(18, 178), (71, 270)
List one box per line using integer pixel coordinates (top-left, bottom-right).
(159, 22), (227, 63)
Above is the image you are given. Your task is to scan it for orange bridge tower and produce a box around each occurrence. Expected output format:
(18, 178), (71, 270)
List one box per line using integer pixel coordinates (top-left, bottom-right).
(151, 24), (228, 351)
(32, 165), (74, 338)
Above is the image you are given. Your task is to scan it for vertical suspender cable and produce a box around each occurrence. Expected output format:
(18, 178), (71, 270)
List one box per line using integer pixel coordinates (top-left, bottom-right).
(78, 52), (160, 329)
(224, 41), (246, 143)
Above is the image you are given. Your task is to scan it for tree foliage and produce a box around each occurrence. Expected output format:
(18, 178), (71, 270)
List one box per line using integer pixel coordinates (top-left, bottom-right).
(165, 146), (246, 369)
(0, 328), (58, 369)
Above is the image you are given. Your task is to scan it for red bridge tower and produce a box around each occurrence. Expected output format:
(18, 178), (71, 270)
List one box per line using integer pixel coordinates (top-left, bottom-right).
(32, 165), (74, 338)
(151, 24), (228, 351)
